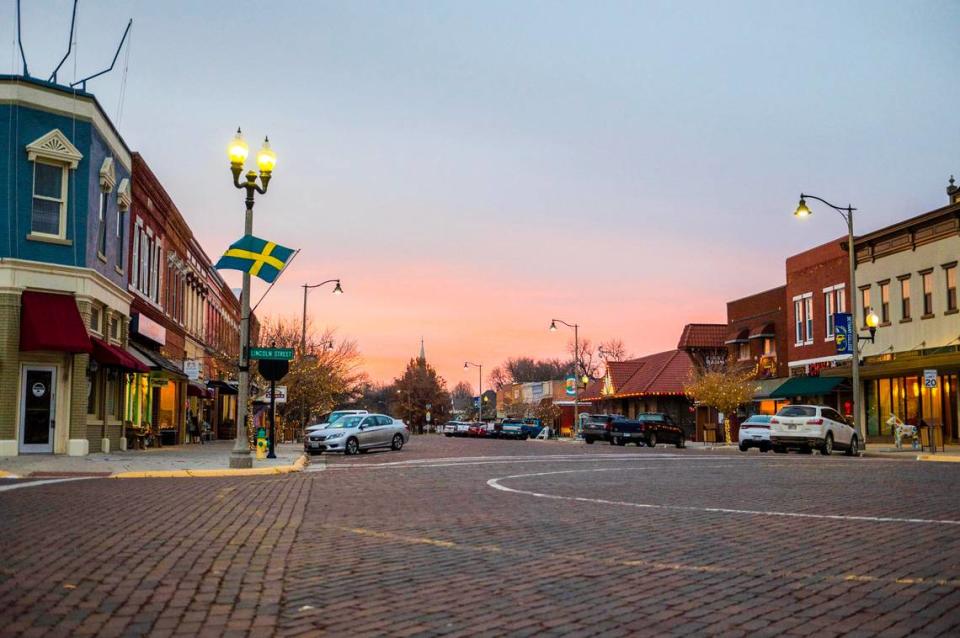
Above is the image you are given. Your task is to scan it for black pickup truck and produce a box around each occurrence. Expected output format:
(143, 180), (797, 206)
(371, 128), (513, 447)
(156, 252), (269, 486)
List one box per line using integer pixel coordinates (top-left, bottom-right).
(609, 413), (686, 448)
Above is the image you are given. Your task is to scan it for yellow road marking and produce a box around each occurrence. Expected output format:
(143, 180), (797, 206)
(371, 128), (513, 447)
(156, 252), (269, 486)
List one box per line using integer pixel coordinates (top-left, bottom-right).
(331, 526), (960, 589)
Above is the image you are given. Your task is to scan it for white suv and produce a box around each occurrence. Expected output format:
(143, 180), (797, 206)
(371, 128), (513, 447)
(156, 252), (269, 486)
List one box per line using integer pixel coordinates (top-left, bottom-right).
(769, 405), (860, 456)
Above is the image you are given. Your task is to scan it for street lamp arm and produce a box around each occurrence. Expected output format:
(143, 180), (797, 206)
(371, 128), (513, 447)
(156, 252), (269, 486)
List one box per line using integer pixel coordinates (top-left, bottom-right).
(551, 318), (578, 329)
(800, 193), (855, 222)
(305, 278), (341, 291)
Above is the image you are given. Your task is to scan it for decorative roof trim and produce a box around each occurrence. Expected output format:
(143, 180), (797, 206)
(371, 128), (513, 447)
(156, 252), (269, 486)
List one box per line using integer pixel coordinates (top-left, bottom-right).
(25, 128), (83, 168)
(99, 157), (116, 191)
(117, 178), (131, 210)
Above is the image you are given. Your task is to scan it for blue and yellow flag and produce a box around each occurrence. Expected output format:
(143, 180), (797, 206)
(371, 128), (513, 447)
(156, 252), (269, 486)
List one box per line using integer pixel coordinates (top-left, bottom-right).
(215, 235), (295, 283)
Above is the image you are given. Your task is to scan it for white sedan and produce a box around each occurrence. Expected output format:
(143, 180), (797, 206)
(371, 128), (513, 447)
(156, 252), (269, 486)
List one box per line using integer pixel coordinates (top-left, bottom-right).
(738, 415), (772, 452)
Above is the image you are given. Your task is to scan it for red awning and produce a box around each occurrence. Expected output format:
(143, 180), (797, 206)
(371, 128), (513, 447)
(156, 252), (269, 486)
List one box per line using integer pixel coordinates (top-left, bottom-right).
(91, 337), (150, 372)
(19, 290), (93, 353)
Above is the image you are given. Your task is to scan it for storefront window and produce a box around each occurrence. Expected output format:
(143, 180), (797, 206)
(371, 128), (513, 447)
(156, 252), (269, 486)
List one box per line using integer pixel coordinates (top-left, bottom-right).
(922, 382), (942, 428)
(878, 378), (891, 436)
(865, 380), (879, 436)
(158, 381), (177, 430)
(87, 369), (98, 415)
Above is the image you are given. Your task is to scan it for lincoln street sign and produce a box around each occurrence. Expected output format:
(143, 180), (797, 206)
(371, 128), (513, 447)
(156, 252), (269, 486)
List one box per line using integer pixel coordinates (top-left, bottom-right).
(249, 347), (294, 360)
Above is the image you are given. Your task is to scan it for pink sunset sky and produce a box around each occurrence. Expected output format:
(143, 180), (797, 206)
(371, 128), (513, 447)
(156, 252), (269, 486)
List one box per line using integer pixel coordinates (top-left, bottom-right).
(6, 1), (958, 387)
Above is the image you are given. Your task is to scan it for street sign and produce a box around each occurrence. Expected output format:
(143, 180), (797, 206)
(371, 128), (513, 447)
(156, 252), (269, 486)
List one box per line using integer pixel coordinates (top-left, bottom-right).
(183, 359), (202, 381)
(834, 313), (853, 355)
(924, 369), (938, 389)
(258, 359), (289, 381)
(255, 385), (287, 404)
(249, 347), (294, 360)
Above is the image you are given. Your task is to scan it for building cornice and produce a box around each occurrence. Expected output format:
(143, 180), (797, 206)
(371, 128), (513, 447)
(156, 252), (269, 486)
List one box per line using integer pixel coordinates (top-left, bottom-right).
(0, 76), (132, 172)
(0, 258), (133, 312)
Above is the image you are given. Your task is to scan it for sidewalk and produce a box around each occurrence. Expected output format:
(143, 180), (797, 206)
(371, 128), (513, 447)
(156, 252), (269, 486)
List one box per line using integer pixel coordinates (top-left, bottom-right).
(0, 440), (309, 478)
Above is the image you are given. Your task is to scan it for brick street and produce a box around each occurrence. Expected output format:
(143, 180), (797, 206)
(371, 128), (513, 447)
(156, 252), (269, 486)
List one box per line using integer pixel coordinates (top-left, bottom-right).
(2, 437), (960, 637)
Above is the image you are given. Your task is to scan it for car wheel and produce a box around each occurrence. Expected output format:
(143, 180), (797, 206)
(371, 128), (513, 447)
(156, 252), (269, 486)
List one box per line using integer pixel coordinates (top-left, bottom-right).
(738, 442), (749, 452)
(820, 433), (834, 456)
(391, 434), (404, 451)
(845, 435), (859, 457)
(585, 437), (594, 444)
(676, 434), (686, 449)
(647, 432), (657, 448)
(345, 437), (359, 455)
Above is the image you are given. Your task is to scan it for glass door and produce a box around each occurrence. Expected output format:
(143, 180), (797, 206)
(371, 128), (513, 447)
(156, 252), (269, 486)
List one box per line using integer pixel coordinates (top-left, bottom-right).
(19, 366), (56, 453)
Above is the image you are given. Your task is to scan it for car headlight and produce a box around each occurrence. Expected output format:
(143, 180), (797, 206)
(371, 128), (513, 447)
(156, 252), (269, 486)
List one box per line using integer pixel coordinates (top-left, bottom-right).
(326, 432), (344, 439)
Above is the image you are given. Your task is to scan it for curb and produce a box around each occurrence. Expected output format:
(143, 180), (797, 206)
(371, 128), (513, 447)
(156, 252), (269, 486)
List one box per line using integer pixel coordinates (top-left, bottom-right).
(917, 454), (960, 463)
(0, 470), (16, 478)
(111, 453), (308, 478)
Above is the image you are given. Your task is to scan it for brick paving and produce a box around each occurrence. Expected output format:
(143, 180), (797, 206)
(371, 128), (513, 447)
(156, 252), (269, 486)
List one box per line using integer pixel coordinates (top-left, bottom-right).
(1, 436), (959, 636)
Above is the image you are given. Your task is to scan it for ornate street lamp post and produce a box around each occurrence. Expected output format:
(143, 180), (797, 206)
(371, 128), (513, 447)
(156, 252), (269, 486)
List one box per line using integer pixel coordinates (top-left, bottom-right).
(464, 361), (483, 421)
(793, 193), (879, 453)
(227, 128), (276, 469)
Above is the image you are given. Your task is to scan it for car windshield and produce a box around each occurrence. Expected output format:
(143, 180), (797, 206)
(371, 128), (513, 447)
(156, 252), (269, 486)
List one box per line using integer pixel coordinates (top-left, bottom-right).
(776, 406), (816, 417)
(326, 415), (365, 429)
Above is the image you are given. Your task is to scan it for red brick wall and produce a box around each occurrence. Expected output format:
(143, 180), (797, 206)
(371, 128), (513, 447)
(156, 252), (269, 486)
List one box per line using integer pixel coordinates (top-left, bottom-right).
(726, 285), (788, 378)
(785, 237), (850, 367)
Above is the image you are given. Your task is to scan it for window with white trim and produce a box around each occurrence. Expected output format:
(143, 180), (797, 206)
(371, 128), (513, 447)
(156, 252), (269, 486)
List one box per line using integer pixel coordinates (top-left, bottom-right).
(803, 296), (813, 344)
(794, 299), (804, 344)
(97, 191), (108, 257)
(26, 129), (82, 240)
(32, 161), (68, 237)
(825, 291), (836, 338)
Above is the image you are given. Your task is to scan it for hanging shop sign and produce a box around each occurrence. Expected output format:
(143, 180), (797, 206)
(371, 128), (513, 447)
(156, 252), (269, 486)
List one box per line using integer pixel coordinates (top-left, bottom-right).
(183, 359), (202, 381)
(132, 313), (166, 346)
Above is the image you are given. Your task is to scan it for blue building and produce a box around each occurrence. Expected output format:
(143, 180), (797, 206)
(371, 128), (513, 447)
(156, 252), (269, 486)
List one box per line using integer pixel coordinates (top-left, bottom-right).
(0, 75), (138, 456)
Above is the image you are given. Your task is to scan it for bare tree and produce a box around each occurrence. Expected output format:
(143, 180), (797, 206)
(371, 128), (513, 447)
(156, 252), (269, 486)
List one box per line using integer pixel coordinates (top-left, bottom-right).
(568, 338), (601, 379)
(451, 381), (474, 411)
(599, 338), (629, 362)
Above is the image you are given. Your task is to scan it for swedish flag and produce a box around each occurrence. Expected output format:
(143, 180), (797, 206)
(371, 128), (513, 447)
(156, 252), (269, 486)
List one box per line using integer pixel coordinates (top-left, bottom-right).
(215, 235), (295, 283)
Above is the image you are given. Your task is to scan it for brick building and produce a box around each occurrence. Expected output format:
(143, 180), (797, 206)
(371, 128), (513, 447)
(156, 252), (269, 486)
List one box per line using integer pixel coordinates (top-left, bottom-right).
(0, 75), (142, 456)
(725, 286), (788, 379)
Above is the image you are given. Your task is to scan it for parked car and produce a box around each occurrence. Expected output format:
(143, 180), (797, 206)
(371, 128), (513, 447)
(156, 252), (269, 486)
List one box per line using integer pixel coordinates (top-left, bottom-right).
(738, 415), (772, 452)
(582, 415), (616, 444)
(769, 405), (860, 456)
(305, 409), (368, 436)
(304, 413), (409, 455)
(496, 418), (528, 440)
(442, 421), (472, 437)
(467, 422), (488, 437)
(609, 413), (686, 448)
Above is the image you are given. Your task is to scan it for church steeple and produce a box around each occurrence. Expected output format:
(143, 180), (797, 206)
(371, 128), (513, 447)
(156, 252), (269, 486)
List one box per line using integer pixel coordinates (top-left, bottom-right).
(418, 337), (426, 362)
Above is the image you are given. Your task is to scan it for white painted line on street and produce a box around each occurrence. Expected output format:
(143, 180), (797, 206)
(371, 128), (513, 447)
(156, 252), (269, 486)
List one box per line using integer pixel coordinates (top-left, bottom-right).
(0, 477), (96, 492)
(487, 468), (960, 527)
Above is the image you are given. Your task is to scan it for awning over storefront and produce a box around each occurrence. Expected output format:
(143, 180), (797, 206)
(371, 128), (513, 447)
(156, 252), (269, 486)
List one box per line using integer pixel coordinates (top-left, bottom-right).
(19, 290), (93, 353)
(129, 343), (188, 379)
(91, 338), (150, 372)
(187, 381), (212, 398)
(769, 376), (845, 399)
(751, 377), (788, 400)
(207, 380), (239, 395)
(725, 328), (749, 345)
(749, 322), (776, 339)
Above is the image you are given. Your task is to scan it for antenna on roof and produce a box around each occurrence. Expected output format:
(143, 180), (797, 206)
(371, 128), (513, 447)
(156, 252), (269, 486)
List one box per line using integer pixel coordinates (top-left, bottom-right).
(16, 0), (29, 77)
(70, 18), (132, 91)
(48, 0), (79, 84)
